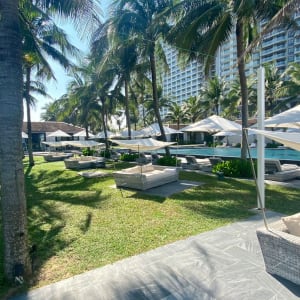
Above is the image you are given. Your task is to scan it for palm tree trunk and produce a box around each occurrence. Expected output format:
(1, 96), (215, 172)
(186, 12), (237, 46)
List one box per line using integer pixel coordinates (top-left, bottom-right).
(0, 0), (31, 281)
(236, 20), (249, 160)
(25, 66), (35, 166)
(100, 97), (110, 150)
(149, 47), (170, 156)
(124, 78), (132, 139)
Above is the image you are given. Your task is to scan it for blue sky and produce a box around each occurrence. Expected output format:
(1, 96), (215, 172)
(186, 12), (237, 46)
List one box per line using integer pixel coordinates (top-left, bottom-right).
(26, 0), (110, 121)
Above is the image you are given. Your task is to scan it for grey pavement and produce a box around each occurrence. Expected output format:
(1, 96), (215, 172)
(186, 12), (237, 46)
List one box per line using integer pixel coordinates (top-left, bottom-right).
(11, 210), (300, 300)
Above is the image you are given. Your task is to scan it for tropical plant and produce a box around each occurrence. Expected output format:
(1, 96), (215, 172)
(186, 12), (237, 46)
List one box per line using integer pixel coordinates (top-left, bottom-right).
(112, 0), (173, 150)
(281, 62), (300, 107)
(91, 20), (140, 139)
(223, 76), (257, 120)
(182, 96), (204, 123)
(264, 63), (287, 116)
(199, 76), (227, 116)
(0, 0), (101, 283)
(167, 0), (297, 159)
(21, 2), (79, 166)
(164, 102), (186, 129)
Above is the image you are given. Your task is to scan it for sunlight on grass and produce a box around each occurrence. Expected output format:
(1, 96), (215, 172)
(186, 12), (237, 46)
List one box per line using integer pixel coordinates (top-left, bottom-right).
(1, 156), (299, 297)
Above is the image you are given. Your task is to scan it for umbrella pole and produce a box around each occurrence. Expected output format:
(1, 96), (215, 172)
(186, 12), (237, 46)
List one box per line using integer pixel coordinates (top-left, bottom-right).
(244, 130), (269, 230)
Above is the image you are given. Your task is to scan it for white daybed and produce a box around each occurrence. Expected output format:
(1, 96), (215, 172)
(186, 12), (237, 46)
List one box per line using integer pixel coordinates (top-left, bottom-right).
(113, 164), (179, 190)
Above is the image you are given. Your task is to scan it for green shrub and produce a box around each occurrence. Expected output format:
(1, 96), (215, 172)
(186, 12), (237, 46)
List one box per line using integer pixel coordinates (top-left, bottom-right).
(100, 149), (111, 158)
(266, 143), (278, 148)
(157, 155), (181, 166)
(120, 153), (139, 162)
(212, 159), (256, 178)
(82, 148), (96, 156)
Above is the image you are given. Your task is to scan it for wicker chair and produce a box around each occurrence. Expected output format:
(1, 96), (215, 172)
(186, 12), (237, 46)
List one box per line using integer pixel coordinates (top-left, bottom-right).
(256, 219), (300, 285)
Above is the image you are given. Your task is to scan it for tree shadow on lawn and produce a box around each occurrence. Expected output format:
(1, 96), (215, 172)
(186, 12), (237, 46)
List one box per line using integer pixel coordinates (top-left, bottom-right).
(23, 169), (112, 288)
(25, 168), (113, 207)
(174, 172), (300, 220)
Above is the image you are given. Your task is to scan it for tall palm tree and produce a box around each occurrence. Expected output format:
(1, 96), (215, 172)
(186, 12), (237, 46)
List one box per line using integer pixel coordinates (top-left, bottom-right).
(164, 102), (186, 130)
(112, 0), (172, 149)
(182, 96), (203, 123)
(0, 0), (101, 282)
(281, 62), (300, 107)
(264, 63), (286, 116)
(22, 5), (79, 166)
(0, 0), (29, 282)
(167, 0), (296, 159)
(200, 77), (227, 116)
(223, 76), (257, 120)
(23, 75), (50, 165)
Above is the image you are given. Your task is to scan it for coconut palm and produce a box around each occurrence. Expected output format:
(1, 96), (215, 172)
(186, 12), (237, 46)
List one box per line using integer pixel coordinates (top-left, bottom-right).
(111, 0), (172, 148)
(0, 0), (101, 282)
(200, 77), (227, 116)
(22, 3), (79, 166)
(164, 102), (186, 130)
(282, 62), (300, 107)
(182, 96), (203, 123)
(167, 0), (297, 159)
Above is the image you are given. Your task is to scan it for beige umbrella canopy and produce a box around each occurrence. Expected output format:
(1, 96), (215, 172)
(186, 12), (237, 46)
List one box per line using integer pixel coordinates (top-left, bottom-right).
(264, 105), (300, 128)
(141, 123), (182, 136)
(48, 129), (71, 137)
(22, 132), (28, 138)
(112, 138), (176, 151)
(252, 129), (300, 151)
(181, 115), (242, 133)
(73, 130), (95, 138)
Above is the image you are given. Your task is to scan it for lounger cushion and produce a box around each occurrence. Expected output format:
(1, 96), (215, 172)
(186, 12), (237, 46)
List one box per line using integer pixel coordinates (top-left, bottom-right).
(282, 213), (300, 237)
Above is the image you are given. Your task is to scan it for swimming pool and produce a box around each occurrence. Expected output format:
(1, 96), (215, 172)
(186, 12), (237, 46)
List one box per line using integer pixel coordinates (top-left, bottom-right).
(160, 147), (300, 162)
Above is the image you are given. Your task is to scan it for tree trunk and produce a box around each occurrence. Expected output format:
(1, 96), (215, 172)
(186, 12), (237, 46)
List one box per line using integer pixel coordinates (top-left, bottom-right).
(100, 97), (110, 150)
(0, 0), (31, 281)
(236, 21), (249, 160)
(149, 46), (170, 156)
(25, 66), (35, 166)
(124, 78), (132, 139)
(85, 127), (89, 140)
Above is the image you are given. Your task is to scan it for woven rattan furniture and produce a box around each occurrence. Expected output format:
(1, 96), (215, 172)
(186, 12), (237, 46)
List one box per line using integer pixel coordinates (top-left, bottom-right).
(256, 219), (300, 285)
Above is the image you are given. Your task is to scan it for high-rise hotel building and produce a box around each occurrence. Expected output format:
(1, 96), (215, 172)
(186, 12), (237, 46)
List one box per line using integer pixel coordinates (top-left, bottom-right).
(161, 11), (300, 117)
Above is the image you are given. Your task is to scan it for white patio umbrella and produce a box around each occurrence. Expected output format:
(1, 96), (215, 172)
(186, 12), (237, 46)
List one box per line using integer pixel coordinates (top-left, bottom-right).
(48, 129), (71, 138)
(95, 130), (120, 139)
(181, 115), (242, 133)
(141, 123), (182, 136)
(264, 104), (300, 128)
(22, 132), (28, 138)
(251, 129), (300, 151)
(73, 130), (95, 138)
(121, 129), (146, 138)
(112, 138), (176, 151)
(66, 140), (104, 148)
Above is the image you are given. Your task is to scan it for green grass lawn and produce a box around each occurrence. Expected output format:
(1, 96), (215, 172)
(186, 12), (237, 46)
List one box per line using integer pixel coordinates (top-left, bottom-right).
(1, 156), (300, 297)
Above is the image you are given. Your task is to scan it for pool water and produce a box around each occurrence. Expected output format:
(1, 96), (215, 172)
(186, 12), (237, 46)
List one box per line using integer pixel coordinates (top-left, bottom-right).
(159, 147), (300, 162)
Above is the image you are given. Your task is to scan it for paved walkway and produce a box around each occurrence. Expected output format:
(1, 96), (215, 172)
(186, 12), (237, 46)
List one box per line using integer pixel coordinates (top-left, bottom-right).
(11, 211), (300, 300)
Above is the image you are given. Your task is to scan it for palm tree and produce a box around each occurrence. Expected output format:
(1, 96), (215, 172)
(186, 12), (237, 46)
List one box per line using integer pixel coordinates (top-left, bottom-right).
(22, 5), (79, 166)
(112, 0), (172, 150)
(23, 75), (50, 165)
(164, 102), (186, 130)
(182, 96), (203, 123)
(282, 62), (300, 107)
(223, 76), (257, 120)
(0, 0), (101, 282)
(0, 0), (29, 282)
(167, 0), (296, 159)
(200, 77), (227, 116)
(264, 63), (287, 116)
(143, 86), (171, 125)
